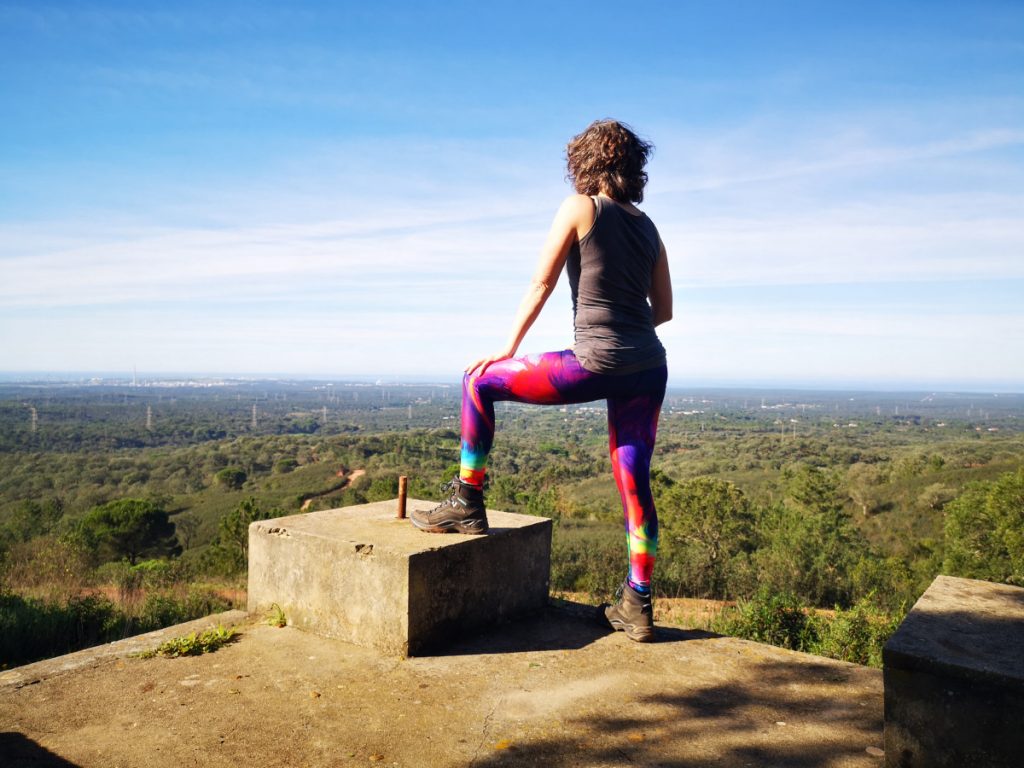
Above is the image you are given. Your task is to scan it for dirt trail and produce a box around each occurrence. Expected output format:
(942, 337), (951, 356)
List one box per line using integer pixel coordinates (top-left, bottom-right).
(300, 469), (365, 511)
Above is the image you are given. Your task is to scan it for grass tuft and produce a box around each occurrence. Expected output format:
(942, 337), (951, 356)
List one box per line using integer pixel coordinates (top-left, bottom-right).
(138, 624), (236, 658)
(267, 603), (287, 628)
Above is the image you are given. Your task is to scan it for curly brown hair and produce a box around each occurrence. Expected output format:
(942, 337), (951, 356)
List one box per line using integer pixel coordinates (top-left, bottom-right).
(565, 119), (653, 203)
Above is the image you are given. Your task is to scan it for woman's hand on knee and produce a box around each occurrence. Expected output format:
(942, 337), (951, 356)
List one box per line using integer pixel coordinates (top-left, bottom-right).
(465, 351), (514, 377)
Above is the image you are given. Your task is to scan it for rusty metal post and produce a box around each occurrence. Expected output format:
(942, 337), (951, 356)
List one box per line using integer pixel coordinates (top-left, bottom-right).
(397, 476), (408, 519)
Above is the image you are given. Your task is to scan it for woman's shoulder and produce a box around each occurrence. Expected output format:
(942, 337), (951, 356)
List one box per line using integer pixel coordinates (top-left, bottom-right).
(553, 194), (598, 237)
(558, 193), (596, 216)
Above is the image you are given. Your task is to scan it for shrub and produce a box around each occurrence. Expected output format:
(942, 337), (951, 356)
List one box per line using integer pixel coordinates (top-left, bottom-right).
(0, 535), (93, 602)
(201, 498), (281, 576)
(0, 591), (126, 668)
(366, 474), (399, 502)
(753, 465), (868, 607)
(811, 595), (904, 667)
(712, 588), (904, 668)
(139, 592), (185, 629)
(713, 589), (819, 652)
(215, 467), (247, 490)
(550, 521), (624, 600)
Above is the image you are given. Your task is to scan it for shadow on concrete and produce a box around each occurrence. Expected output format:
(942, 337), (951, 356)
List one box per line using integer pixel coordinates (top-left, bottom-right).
(885, 594), (1024, 683)
(434, 599), (717, 657)
(464, 655), (883, 767)
(0, 733), (81, 767)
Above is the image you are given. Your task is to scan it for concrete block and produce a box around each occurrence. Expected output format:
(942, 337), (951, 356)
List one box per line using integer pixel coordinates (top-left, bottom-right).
(247, 498), (551, 657)
(882, 574), (1024, 767)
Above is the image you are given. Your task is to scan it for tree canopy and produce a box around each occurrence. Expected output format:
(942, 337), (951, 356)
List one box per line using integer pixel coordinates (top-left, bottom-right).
(659, 477), (756, 598)
(78, 498), (180, 565)
(944, 469), (1024, 586)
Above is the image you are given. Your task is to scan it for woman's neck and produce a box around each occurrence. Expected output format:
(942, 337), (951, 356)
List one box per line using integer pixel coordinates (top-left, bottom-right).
(597, 192), (642, 216)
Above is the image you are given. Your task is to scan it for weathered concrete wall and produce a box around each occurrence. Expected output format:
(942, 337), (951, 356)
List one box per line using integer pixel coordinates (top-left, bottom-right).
(883, 574), (1024, 767)
(248, 498), (551, 657)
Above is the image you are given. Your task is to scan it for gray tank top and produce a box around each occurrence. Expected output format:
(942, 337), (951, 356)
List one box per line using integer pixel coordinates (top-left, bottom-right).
(566, 196), (667, 375)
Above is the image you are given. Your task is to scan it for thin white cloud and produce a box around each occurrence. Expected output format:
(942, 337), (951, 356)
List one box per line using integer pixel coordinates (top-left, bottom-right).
(0, 206), (545, 308)
(3, 113), (1023, 383)
(663, 210), (1024, 287)
(664, 307), (1024, 342)
(657, 128), (1024, 195)
(5, 188), (1020, 308)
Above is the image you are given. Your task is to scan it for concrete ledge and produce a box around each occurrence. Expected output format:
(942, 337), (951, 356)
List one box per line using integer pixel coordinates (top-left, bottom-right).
(247, 498), (552, 657)
(0, 609), (249, 690)
(883, 575), (1024, 767)
(1, 603), (887, 767)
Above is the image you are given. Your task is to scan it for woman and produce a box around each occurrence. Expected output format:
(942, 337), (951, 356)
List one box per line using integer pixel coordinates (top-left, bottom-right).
(411, 119), (673, 642)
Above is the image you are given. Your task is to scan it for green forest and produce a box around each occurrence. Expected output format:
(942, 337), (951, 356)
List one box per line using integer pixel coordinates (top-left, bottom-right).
(1, 380), (1021, 669)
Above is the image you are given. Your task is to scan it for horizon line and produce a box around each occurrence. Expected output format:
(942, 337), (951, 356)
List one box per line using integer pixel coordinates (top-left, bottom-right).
(0, 370), (1021, 395)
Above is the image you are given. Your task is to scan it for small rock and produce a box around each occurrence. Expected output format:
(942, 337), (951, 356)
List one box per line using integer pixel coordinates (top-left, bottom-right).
(369, 754), (385, 762)
(775, 721), (786, 726)
(866, 746), (884, 757)
(310, 690), (321, 698)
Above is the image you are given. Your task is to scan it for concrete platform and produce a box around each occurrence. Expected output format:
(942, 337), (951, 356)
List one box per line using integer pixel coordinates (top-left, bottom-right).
(0, 602), (885, 767)
(883, 575), (1024, 767)
(247, 499), (552, 657)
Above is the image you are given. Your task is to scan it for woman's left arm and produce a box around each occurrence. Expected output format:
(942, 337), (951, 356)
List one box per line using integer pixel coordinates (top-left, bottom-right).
(466, 194), (593, 376)
(649, 237), (673, 327)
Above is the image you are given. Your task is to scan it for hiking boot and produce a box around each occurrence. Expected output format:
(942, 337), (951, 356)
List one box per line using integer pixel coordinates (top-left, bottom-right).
(410, 478), (488, 535)
(603, 581), (654, 642)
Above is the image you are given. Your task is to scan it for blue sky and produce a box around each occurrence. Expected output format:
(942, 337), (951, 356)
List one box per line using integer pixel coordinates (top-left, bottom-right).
(1, 1), (1022, 389)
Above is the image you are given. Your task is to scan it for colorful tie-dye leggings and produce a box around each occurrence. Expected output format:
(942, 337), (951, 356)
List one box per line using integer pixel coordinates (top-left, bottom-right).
(460, 349), (667, 588)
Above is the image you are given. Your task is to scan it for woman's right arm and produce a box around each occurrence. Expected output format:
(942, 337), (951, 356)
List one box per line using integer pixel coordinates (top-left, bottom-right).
(465, 194), (594, 376)
(650, 238), (673, 327)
